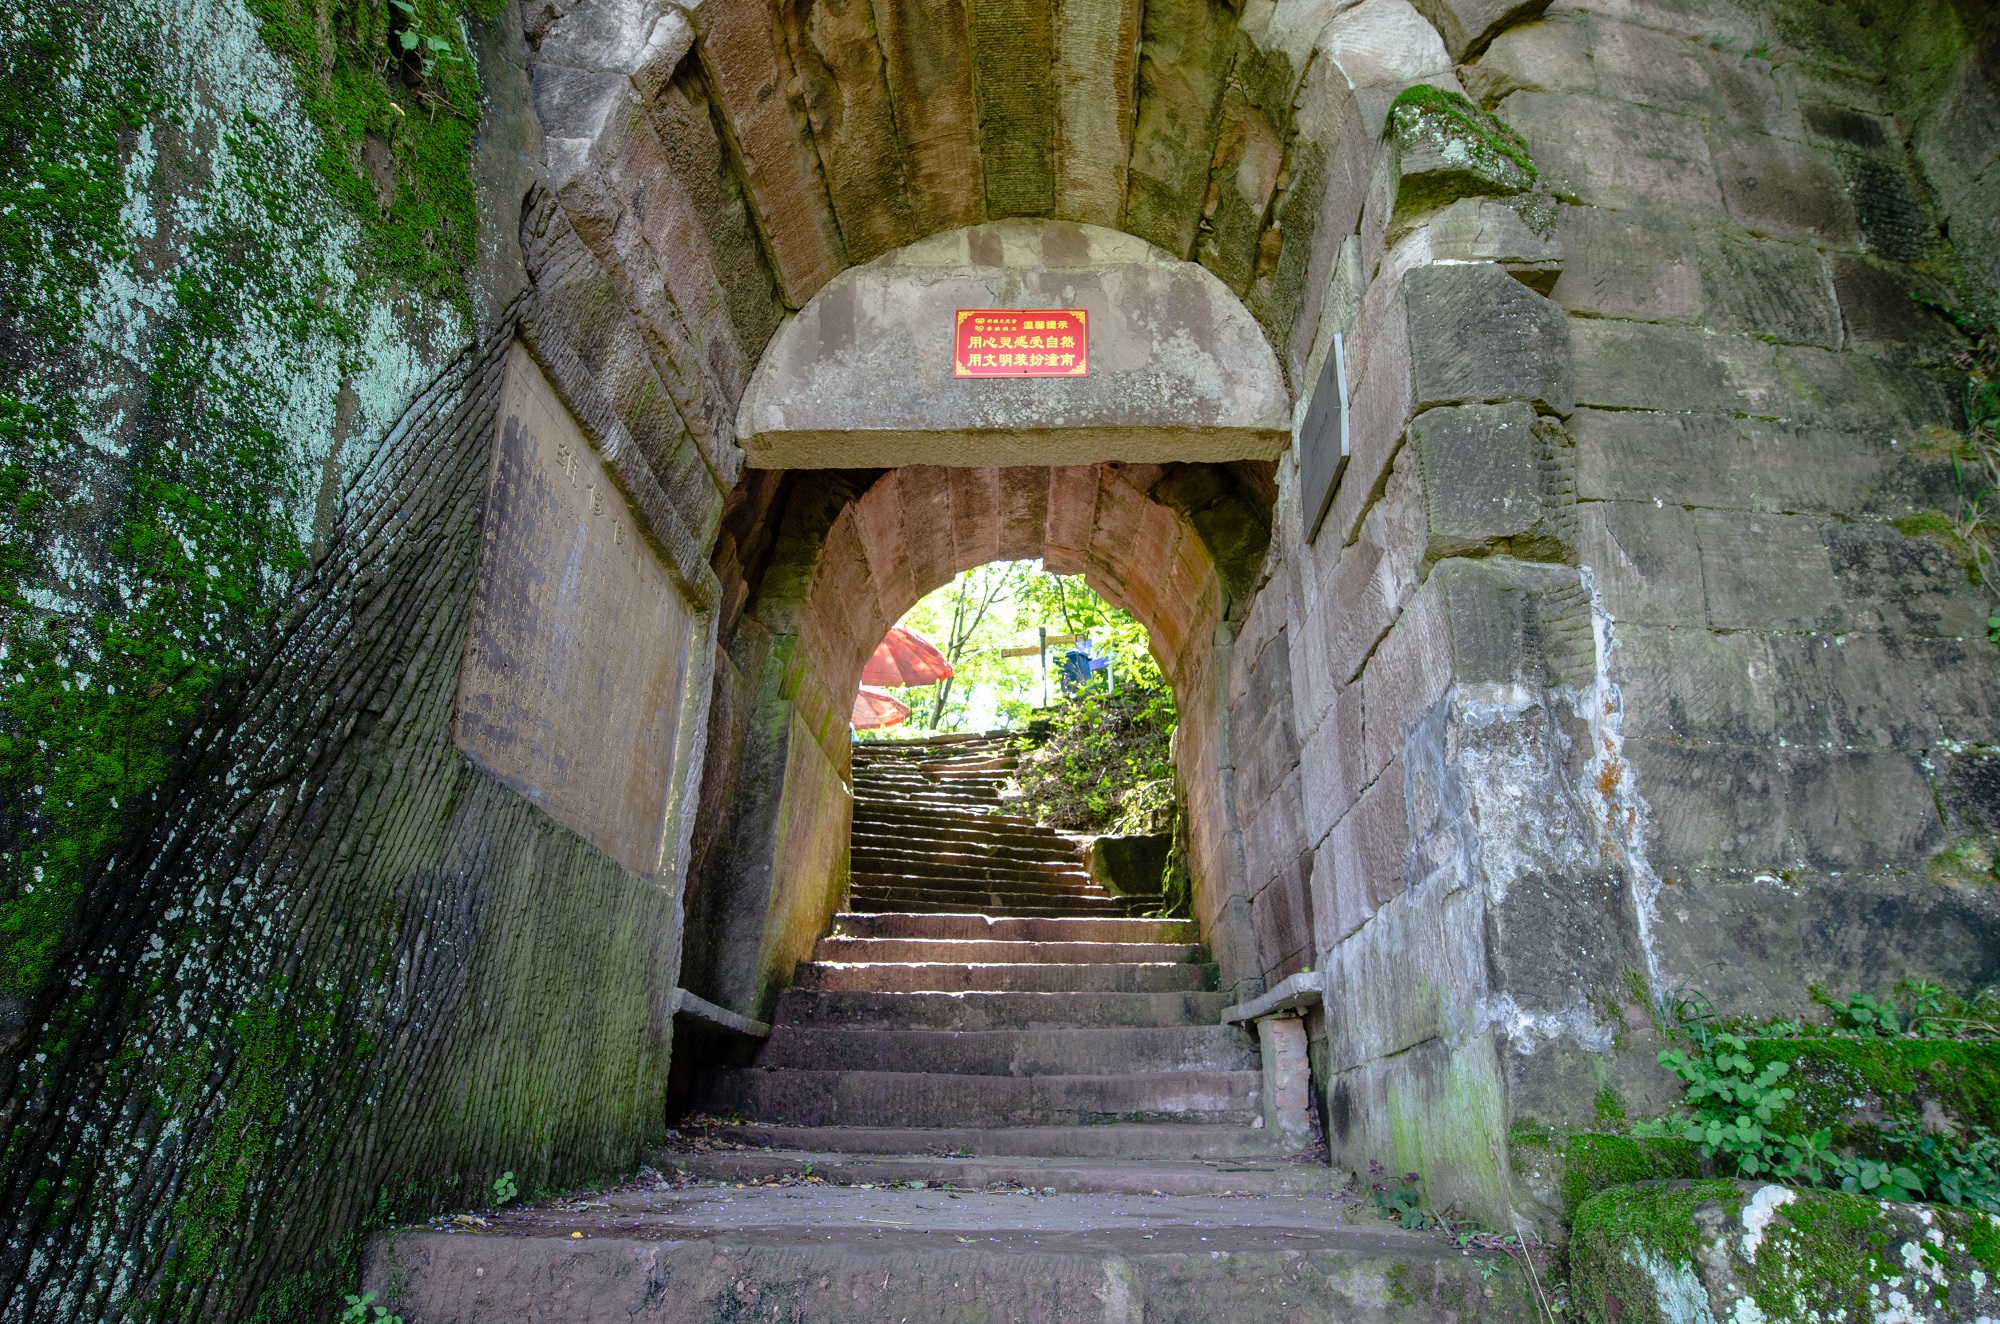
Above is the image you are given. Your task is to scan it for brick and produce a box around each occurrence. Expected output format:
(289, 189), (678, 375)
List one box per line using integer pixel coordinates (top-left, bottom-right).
(1578, 501), (1708, 627)
(1694, 509), (1842, 631)
(1500, 90), (1724, 212)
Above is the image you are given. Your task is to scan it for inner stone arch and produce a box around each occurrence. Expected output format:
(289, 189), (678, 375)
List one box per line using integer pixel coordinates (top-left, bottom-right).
(736, 221), (1293, 468)
(680, 460), (1275, 1026)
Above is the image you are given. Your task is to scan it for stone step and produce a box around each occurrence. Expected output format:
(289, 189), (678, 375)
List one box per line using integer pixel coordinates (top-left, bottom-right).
(857, 804), (1039, 830)
(697, 1066), (1262, 1127)
(793, 961), (1218, 993)
(846, 895), (1123, 923)
(829, 912), (1198, 944)
(658, 1148), (1339, 1194)
(851, 844), (1085, 877)
(756, 1025), (1259, 1075)
(852, 827), (1076, 859)
(694, 1121), (1306, 1160)
(848, 856), (1091, 886)
(847, 885), (1119, 914)
(771, 988), (1234, 1030)
(364, 1184), (1531, 1323)
(852, 844), (1083, 871)
(810, 936), (1203, 965)
(845, 896), (1124, 918)
(850, 871), (1102, 899)
(850, 838), (1082, 871)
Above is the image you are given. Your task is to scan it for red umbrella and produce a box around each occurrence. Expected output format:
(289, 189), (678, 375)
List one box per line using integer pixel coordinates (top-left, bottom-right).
(851, 685), (912, 731)
(862, 625), (953, 687)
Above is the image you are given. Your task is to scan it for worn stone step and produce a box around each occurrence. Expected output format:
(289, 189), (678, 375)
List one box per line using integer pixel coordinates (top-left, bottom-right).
(852, 852), (1088, 880)
(850, 872), (1103, 899)
(757, 1025), (1259, 1075)
(771, 988), (1233, 1030)
(694, 1121), (1305, 1160)
(857, 803), (1039, 830)
(845, 897), (1124, 918)
(794, 961), (1217, 993)
(697, 1066), (1262, 1127)
(851, 839), (1082, 871)
(658, 1149), (1340, 1194)
(810, 937), (1203, 965)
(364, 1184), (1531, 1324)
(847, 887), (1119, 916)
(829, 912), (1198, 944)
(852, 828), (1076, 861)
(848, 856), (1091, 887)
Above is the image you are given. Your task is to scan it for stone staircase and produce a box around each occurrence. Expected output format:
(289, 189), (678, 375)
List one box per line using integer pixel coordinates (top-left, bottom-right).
(846, 731), (1132, 917)
(691, 732), (1290, 1158)
(362, 733), (1532, 1320)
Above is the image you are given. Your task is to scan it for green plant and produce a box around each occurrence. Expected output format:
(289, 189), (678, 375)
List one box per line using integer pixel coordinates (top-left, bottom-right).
(491, 1171), (518, 1206)
(1368, 1163), (1438, 1231)
(1010, 683), (1176, 835)
(1882, 1122), (2000, 1211)
(1634, 1032), (1802, 1178)
(340, 1293), (401, 1324)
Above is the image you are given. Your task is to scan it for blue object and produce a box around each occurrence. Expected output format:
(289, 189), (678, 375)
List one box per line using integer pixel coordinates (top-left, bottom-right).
(1057, 641), (1111, 695)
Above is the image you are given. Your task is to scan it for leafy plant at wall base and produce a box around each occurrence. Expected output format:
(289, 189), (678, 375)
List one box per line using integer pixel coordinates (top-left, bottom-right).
(341, 1293), (402, 1324)
(492, 1171), (518, 1205)
(1634, 1033), (1800, 1177)
(1009, 683), (1176, 834)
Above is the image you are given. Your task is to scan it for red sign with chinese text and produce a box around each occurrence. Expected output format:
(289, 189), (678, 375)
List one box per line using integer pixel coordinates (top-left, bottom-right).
(954, 309), (1089, 377)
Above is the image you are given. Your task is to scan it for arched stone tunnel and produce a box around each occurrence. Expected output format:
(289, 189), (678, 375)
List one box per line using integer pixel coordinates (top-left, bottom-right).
(2, 0), (1998, 1314)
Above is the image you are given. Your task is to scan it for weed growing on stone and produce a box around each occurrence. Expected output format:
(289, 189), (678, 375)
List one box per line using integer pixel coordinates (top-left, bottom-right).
(1633, 987), (2000, 1209)
(340, 1292), (402, 1324)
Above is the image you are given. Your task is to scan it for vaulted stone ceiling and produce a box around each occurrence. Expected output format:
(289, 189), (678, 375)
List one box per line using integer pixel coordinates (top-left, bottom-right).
(526, 0), (1353, 385)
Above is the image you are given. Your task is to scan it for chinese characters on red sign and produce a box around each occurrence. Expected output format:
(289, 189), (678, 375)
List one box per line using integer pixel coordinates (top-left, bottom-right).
(954, 309), (1089, 377)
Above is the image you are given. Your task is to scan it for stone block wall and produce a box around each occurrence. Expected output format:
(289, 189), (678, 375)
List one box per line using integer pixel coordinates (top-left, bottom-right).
(1221, 0), (2000, 1227)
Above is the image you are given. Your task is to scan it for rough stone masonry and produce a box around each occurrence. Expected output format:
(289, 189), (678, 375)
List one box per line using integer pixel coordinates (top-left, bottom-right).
(0, 0), (1995, 1316)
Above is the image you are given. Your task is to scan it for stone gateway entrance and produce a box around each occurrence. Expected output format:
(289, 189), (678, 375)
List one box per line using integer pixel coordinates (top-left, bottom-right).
(2, 0), (1998, 1316)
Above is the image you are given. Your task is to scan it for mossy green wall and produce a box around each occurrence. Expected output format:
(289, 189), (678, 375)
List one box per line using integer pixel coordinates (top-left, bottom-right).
(0, 0), (678, 1317)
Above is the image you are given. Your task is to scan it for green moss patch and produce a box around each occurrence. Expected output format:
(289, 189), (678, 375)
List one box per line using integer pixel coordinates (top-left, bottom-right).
(1742, 1037), (2000, 1140)
(1572, 1180), (2000, 1324)
(1559, 1133), (1706, 1213)
(1387, 85), (1537, 213)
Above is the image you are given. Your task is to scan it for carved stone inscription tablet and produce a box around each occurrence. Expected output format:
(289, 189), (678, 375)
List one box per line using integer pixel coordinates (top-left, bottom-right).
(453, 342), (694, 876)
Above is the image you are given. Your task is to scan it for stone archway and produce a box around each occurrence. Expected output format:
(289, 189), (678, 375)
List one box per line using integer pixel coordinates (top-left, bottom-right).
(681, 460), (1277, 1023)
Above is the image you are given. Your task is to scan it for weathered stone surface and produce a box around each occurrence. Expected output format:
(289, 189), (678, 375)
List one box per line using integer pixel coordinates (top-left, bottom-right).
(1822, 521), (1992, 640)
(1408, 0), (1548, 61)
(1407, 402), (1549, 557)
(1327, 755), (1411, 941)
(1830, 251), (1967, 365)
(1123, 0), (1237, 256)
(1573, 1181), (2000, 1324)
(1555, 207), (1839, 347)
(1624, 736), (1789, 872)
(1388, 86), (1538, 218)
(692, 0), (847, 305)
(1611, 626), (1830, 746)
(1319, 0), (1453, 91)
(1463, 12), (1592, 106)
(1712, 127), (1863, 247)
(1578, 500), (1706, 627)
(1332, 259), (1570, 545)
(1500, 90), (1723, 211)
(736, 221), (1290, 467)
(1570, 408), (1892, 515)
(971, 0), (1057, 217)
(1299, 685), (1363, 849)
(1053, 0), (1142, 226)
(779, 0), (916, 262)
(455, 345), (702, 876)
(873, 0), (985, 235)
(1426, 196), (1563, 288)
(1692, 509), (1842, 631)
